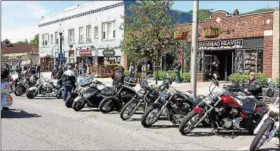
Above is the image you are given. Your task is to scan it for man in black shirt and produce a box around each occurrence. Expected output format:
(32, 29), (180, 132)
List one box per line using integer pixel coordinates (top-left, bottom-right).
(136, 61), (142, 83)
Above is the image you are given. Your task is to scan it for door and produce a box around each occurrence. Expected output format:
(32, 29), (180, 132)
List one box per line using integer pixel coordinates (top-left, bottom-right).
(233, 50), (245, 73)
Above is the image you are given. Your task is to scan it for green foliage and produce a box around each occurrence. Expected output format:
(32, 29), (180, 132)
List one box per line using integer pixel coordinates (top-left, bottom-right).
(124, 70), (129, 77)
(188, 9), (213, 22)
(255, 73), (269, 87)
(153, 70), (190, 82)
(228, 73), (248, 85)
(228, 73), (269, 87)
(16, 41), (24, 44)
(30, 34), (39, 48)
(276, 78), (280, 88)
(121, 0), (180, 64)
(245, 8), (274, 14)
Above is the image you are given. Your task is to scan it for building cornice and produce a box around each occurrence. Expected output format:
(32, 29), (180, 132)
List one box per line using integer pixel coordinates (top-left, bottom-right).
(38, 2), (124, 27)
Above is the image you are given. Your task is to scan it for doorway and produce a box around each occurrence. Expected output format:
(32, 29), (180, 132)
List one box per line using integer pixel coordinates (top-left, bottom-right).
(204, 50), (233, 81)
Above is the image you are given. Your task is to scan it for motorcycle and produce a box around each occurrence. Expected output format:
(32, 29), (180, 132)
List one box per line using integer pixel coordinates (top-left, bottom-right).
(1, 79), (13, 110)
(26, 78), (64, 99)
(179, 74), (266, 135)
(99, 77), (136, 114)
(65, 74), (89, 108)
(249, 89), (279, 151)
(14, 75), (37, 96)
(141, 74), (198, 128)
(72, 76), (106, 111)
(120, 74), (160, 120)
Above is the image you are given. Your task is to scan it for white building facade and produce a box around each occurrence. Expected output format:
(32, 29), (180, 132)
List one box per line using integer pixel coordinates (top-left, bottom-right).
(38, 1), (126, 69)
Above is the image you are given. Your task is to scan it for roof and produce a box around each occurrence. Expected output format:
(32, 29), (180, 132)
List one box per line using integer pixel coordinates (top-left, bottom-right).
(1, 42), (38, 54)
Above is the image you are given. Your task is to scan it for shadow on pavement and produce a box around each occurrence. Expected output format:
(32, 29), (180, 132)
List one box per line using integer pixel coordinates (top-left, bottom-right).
(150, 125), (178, 129)
(259, 148), (279, 151)
(1, 109), (41, 119)
(79, 109), (99, 112)
(185, 132), (216, 137)
(185, 131), (252, 138)
(127, 118), (142, 121)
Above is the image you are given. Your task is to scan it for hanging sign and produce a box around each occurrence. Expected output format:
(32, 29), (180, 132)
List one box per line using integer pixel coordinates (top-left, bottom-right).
(198, 39), (243, 50)
(79, 48), (92, 56)
(103, 48), (115, 57)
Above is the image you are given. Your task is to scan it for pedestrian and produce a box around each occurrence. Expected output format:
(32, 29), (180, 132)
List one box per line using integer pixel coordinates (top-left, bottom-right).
(174, 61), (181, 83)
(242, 70), (262, 96)
(73, 63), (79, 76)
(136, 61), (142, 83)
(51, 68), (57, 79)
(57, 65), (64, 80)
(61, 65), (76, 102)
(82, 62), (87, 74)
(112, 66), (125, 86)
(36, 64), (41, 78)
(129, 63), (135, 78)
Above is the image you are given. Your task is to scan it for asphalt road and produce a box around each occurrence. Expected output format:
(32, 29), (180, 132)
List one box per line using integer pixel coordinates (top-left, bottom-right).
(2, 95), (279, 150)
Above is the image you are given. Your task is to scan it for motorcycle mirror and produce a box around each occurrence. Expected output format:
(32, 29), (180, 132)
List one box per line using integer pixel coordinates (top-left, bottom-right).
(213, 73), (218, 80)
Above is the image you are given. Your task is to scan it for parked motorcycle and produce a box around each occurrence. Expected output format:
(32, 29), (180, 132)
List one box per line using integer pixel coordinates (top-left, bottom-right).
(249, 89), (279, 151)
(120, 74), (159, 120)
(99, 77), (136, 114)
(179, 74), (266, 135)
(26, 78), (63, 99)
(65, 74), (89, 108)
(141, 74), (198, 128)
(14, 75), (37, 96)
(72, 76), (106, 111)
(1, 79), (13, 110)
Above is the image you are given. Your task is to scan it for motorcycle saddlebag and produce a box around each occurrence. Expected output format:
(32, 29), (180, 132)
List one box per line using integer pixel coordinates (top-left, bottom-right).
(101, 86), (115, 96)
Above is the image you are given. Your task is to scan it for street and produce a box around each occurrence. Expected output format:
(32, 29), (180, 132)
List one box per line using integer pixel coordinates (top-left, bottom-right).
(2, 94), (279, 150)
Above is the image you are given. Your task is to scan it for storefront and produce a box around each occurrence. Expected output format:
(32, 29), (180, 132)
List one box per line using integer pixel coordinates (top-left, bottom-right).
(77, 48), (93, 64)
(196, 38), (264, 80)
(40, 55), (55, 71)
(176, 9), (275, 81)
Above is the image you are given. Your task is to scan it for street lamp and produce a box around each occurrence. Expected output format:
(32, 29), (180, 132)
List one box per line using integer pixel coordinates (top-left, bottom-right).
(58, 23), (63, 65)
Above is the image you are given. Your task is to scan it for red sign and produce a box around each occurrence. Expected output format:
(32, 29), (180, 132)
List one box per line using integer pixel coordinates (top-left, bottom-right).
(79, 49), (92, 56)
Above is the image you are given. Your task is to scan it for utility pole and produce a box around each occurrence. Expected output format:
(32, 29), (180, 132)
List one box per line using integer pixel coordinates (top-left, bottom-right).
(190, 0), (199, 99)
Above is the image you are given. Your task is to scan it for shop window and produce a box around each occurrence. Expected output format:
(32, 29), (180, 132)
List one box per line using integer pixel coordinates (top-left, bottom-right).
(68, 29), (75, 44)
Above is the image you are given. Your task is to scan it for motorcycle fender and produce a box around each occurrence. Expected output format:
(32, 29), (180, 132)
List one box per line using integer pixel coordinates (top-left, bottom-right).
(193, 107), (205, 115)
(73, 95), (84, 103)
(28, 87), (38, 91)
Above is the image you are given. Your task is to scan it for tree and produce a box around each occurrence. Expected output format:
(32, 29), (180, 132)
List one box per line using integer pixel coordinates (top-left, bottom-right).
(30, 34), (39, 48)
(16, 41), (24, 44)
(188, 9), (213, 22)
(121, 0), (181, 83)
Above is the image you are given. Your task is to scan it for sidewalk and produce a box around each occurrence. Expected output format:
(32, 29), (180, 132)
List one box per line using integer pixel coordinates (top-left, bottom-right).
(41, 72), (231, 95)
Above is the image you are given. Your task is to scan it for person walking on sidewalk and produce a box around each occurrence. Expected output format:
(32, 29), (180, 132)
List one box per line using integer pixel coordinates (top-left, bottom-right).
(136, 61), (142, 83)
(36, 64), (41, 78)
(174, 61), (181, 83)
(129, 63), (135, 78)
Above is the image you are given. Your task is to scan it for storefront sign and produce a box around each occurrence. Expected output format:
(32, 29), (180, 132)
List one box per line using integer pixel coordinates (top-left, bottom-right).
(79, 49), (92, 56)
(198, 39), (243, 50)
(103, 49), (115, 57)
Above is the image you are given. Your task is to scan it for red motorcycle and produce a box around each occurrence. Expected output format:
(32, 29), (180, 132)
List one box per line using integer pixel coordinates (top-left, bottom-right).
(179, 75), (266, 135)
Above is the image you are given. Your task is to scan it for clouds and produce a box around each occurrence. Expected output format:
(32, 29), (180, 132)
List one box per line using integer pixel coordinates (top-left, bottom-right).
(1, 1), (49, 42)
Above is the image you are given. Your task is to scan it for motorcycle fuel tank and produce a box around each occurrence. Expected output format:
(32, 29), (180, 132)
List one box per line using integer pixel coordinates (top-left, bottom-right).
(220, 94), (241, 108)
(83, 87), (99, 99)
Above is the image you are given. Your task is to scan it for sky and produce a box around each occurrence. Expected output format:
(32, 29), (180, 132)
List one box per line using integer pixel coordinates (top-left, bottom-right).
(1, 1), (279, 43)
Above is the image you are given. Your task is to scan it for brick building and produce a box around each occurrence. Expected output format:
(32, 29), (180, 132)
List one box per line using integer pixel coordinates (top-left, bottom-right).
(177, 8), (279, 81)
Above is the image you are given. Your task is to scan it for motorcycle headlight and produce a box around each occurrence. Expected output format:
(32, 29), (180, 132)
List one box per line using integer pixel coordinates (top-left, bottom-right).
(203, 96), (212, 105)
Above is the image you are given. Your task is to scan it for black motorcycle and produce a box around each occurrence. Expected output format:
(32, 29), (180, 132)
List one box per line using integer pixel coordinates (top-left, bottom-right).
(14, 75), (37, 96)
(72, 76), (106, 111)
(120, 74), (159, 120)
(99, 77), (136, 114)
(141, 74), (198, 128)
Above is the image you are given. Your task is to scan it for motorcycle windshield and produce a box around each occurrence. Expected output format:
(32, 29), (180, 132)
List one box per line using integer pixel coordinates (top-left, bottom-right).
(79, 76), (94, 87)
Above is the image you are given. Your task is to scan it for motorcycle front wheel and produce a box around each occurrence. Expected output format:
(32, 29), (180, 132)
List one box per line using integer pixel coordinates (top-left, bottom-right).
(26, 90), (37, 99)
(14, 85), (26, 96)
(99, 98), (115, 114)
(179, 111), (202, 135)
(72, 101), (85, 111)
(120, 99), (139, 120)
(249, 118), (274, 151)
(141, 105), (161, 128)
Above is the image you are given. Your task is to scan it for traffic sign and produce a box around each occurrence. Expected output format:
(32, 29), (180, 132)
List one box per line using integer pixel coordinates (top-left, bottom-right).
(58, 53), (64, 61)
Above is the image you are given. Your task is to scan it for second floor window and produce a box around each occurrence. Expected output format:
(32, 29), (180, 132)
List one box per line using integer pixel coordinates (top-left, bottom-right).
(79, 26), (84, 43)
(68, 29), (75, 44)
(42, 34), (49, 46)
(86, 25), (91, 42)
(55, 32), (58, 44)
(50, 35), (53, 44)
(102, 21), (116, 40)
(94, 26), (99, 39)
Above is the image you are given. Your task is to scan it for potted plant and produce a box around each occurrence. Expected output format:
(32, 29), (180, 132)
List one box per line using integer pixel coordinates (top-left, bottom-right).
(202, 26), (221, 38)
(174, 30), (188, 40)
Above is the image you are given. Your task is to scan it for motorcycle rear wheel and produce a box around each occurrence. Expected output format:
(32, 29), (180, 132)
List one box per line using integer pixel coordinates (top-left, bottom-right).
(65, 96), (75, 108)
(249, 118), (274, 151)
(141, 106), (161, 128)
(120, 99), (139, 120)
(99, 98), (115, 114)
(179, 111), (201, 135)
